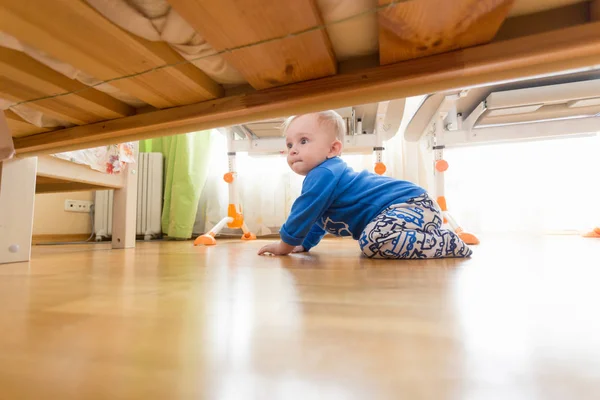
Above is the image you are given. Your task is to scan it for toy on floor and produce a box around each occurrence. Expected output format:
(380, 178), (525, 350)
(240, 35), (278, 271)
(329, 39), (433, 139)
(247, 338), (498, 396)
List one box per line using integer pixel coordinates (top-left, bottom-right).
(194, 153), (256, 246)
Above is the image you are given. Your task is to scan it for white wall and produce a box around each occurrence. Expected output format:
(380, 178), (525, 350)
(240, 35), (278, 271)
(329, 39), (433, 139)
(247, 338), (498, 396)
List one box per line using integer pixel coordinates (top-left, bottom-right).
(33, 191), (93, 235)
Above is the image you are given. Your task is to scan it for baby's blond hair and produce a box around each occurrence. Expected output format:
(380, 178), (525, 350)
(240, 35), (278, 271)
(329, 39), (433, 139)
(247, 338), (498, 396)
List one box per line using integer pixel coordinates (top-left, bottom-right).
(281, 110), (346, 141)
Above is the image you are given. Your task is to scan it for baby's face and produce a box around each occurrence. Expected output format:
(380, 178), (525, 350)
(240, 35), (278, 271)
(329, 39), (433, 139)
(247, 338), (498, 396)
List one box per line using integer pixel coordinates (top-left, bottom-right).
(285, 114), (338, 176)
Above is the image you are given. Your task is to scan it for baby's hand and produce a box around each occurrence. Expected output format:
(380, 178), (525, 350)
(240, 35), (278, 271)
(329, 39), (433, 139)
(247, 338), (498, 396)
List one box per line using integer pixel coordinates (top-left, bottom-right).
(257, 241), (295, 256)
(292, 245), (306, 253)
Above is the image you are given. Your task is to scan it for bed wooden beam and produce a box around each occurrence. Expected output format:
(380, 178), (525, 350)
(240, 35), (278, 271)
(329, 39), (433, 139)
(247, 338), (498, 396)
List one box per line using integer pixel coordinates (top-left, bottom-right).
(4, 110), (51, 138)
(0, 0), (224, 109)
(592, 0), (600, 21)
(0, 47), (135, 125)
(36, 156), (126, 190)
(378, 0), (514, 65)
(13, 21), (600, 156)
(168, 0), (337, 90)
(494, 1), (591, 40)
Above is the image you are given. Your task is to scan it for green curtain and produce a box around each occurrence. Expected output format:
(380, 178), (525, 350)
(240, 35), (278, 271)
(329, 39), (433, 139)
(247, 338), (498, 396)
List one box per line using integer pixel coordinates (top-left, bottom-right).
(139, 131), (212, 239)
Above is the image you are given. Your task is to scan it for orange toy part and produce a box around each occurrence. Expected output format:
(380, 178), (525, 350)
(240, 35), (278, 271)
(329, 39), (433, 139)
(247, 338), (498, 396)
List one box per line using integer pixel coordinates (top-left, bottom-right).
(595, 227), (600, 235)
(241, 232), (257, 240)
(436, 196), (447, 211)
(227, 204), (244, 229)
(435, 159), (449, 172)
(456, 228), (480, 245)
(223, 172), (234, 183)
(436, 196), (448, 224)
(194, 234), (217, 246)
(374, 162), (386, 175)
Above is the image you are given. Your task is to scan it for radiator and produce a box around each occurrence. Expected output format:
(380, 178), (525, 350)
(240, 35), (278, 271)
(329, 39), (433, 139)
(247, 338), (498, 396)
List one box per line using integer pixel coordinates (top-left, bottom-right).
(94, 152), (163, 241)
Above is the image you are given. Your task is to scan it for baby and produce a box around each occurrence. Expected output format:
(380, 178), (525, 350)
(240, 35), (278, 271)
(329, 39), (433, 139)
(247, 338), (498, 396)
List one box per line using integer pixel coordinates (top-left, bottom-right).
(257, 110), (472, 259)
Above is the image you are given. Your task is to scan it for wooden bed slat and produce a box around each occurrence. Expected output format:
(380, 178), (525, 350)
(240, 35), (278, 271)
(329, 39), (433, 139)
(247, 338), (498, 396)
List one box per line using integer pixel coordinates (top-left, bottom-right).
(0, 0), (224, 109)
(3, 110), (51, 138)
(592, 0), (600, 21)
(494, 1), (590, 41)
(13, 21), (600, 156)
(378, 0), (514, 65)
(0, 47), (134, 125)
(168, 0), (337, 89)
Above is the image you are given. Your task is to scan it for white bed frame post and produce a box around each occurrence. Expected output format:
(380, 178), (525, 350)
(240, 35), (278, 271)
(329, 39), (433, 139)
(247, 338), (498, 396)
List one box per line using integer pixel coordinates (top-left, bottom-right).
(111, 143), (138, 249)
(0, 157), (37, 264)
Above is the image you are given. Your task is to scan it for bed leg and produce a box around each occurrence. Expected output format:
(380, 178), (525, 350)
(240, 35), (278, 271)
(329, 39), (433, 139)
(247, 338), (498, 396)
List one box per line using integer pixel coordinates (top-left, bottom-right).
(112, 161), (138, 249)
(0, 157), (37, 264)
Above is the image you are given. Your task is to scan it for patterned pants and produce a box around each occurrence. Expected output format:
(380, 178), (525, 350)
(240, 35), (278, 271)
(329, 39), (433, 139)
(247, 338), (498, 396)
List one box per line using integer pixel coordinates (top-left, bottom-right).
(359, 193), (472, 259)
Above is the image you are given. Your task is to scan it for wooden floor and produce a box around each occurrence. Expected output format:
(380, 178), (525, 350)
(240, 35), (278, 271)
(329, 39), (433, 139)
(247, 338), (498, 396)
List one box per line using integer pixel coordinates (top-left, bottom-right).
(1, 235), (599, 399)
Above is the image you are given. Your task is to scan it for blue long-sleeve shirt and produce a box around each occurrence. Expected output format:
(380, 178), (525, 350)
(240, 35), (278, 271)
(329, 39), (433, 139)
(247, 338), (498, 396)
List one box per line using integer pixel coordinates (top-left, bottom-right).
(279, 157), (426, 250)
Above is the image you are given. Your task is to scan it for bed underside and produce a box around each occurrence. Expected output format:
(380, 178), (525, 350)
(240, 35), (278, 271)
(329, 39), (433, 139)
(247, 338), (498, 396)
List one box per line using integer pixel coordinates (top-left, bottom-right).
(1, 0), (600, 157)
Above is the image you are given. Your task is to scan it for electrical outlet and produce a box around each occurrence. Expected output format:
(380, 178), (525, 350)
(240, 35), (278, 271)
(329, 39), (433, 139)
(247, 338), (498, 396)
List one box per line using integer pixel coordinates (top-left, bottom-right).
(64, 199), (93, 213)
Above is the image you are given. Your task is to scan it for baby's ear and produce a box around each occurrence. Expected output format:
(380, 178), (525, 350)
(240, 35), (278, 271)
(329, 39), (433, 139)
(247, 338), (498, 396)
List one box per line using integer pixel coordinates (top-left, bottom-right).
(329, 139), (343, 157)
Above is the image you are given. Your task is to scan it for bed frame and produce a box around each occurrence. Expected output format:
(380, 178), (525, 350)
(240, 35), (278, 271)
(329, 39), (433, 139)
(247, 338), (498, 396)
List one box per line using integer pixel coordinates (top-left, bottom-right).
(1, 0), (599, 157)
(404, 69), (600, 240)
(0, 154), (137, 264)
(2, 0), (600, 261)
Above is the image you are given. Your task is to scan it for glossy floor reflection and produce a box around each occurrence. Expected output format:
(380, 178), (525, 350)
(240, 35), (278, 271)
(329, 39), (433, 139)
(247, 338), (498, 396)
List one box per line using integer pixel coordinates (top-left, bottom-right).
(0, 235), (599, 399)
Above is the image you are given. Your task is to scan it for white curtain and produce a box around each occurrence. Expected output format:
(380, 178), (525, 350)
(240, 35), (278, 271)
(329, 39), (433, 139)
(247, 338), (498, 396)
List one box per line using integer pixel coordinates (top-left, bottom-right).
(443, 133), (600, 234)
(194, 130), (299, 237)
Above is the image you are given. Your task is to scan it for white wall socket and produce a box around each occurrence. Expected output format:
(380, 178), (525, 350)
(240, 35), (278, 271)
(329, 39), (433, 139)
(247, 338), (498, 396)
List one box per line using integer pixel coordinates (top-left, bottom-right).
(64, 199), (93, 213)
